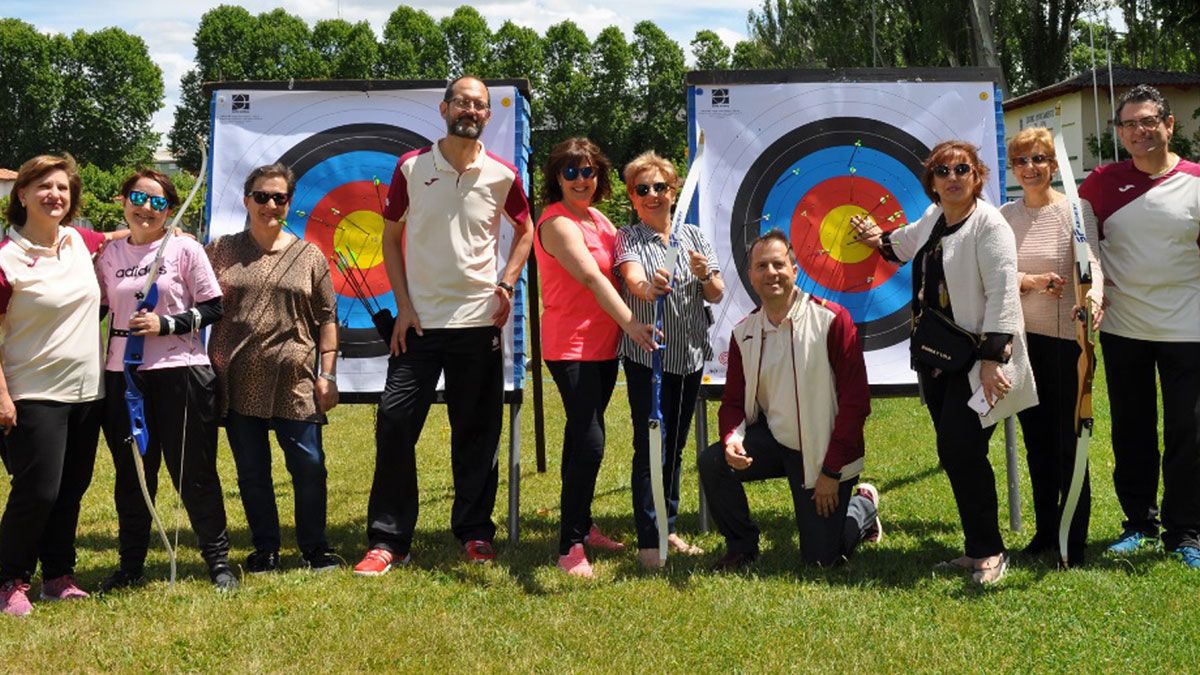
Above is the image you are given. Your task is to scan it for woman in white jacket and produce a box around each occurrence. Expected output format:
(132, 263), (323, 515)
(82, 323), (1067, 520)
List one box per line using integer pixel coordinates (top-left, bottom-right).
(853, 140), (1036, 584)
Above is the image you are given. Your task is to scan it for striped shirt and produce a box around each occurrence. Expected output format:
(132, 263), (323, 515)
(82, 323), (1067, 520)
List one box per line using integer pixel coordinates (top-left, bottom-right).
(614, 221), (718, 375)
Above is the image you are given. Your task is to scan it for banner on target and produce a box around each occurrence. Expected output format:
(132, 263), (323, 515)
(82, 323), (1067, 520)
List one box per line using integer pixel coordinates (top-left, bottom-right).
(204, 80), (533, 397)
(687, 69), (1006, 391)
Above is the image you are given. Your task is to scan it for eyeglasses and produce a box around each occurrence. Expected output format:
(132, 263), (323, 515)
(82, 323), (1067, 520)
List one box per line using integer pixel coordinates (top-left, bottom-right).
(249, 191), (290, 205)
(1117, 116), (1161, 131)
(634, 182), (670, 197)
(561, 166), (596, 181)
(1011, 154), (1051, 167)
(933, 163), (973, 178)
(449, 97), (490, 112)
(127, 190), (169, 212)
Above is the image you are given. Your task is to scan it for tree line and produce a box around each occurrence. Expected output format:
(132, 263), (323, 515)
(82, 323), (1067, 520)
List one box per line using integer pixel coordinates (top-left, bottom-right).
(2, 1), (1198, 223)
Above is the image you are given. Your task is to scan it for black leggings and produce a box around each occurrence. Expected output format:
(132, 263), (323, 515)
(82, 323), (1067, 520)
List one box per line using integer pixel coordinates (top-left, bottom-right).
(922, 370), (1004, 558)
(546, 359), (618, 556)
(0, 399), (101, 584)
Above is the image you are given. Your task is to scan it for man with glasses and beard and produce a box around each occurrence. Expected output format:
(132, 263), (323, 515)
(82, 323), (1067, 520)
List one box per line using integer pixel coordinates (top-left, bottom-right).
(354, 76), (533, 575)
(1078, 85), (1200, 568)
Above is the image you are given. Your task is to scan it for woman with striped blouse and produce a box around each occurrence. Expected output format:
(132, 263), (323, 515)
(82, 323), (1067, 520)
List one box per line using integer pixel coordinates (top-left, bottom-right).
(616, 151), (724, 568)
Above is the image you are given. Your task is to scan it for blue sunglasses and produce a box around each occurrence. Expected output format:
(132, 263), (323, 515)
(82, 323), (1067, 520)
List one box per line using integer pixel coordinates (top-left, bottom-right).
(128, 190), (170, 212)
(561, 166), (596, 181)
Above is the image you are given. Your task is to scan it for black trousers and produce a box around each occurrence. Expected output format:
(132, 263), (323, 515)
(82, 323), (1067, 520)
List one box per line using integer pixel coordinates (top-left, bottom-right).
(697, 421), (877, 566)
(624, 360), (702, 549)
(922, 369), (1004, 559)
(546, 359), (618, 555)
(369, 327), (502, 555)
(1101, 332), (1200, 550)
(101, 367), (231, 571)
(1016, 333), (1089, 559)
(0, 399), (101, 584)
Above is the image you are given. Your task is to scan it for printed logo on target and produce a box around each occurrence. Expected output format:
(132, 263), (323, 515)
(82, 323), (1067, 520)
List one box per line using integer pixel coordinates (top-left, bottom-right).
(711, 88), (730, 107)
(232, 94), (251, 112)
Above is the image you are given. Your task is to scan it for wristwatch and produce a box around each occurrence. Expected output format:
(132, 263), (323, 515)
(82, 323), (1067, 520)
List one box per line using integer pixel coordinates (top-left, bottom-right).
(496, 281), (515, 297)
(820, 466), (842, 480)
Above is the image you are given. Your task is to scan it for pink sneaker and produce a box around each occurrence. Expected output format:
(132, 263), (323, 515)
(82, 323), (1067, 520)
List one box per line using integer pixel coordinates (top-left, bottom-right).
(41, 574), (89, 601)
(584, 524), (625, 552)
(557, 543), (595, 578)
(1, 580), (33, 617)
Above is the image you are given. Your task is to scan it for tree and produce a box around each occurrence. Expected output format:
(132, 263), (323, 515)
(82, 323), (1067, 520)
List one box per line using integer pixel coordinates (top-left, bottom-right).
(1007, 0), (1085, 91)
(441, 6), (491, 77)
(587, 27), (635, 165)
(379, 6), (448, 79)
(488, 21), (543, 80)
(0, 19), (63, 169)
(312, 19), (380, 79)
(538, 21), (592, 167)
(690, 30), (732, 71)
(629, 21), (687, 162)
(56, 28), (162, 169)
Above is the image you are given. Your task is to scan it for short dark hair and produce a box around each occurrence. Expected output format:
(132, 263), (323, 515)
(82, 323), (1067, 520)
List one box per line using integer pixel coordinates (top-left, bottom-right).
(243, 163), (295, 197)
(1115, 84), (1171, 123)
(922, 140), (989, 204)
(443, 75), (489, 106)
(6, 154), (82, 227)
(120, 169), (180, 209)
(749, 229), (797, 265)
(541, 137), (612, 205)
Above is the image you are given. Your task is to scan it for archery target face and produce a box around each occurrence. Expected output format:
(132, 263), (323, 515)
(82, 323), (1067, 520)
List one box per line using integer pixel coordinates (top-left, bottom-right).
(207, 87), (524, 393)
(276, 123), (432, 359)
(694, 81), (1003, 386)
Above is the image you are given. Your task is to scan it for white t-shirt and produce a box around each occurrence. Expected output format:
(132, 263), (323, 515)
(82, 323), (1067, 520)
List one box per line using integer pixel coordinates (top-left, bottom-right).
(0, 225), (106, 402)
(1080, 159), (1200, 341)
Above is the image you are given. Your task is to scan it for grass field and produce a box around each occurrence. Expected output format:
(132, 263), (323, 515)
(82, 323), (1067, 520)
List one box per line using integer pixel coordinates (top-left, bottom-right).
(2, 356), (1198, 672)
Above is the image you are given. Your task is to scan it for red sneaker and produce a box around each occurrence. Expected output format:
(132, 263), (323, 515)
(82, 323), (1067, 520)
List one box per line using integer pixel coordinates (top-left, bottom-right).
(584, 524), (625, 552)
(557, 543), (595, 578)
(41, 574), (88, 601)
(464, 540), (496, 563)
(1, 580), (33, 617)
(353, 548), (409, 576)
(856, 482), (883, 543)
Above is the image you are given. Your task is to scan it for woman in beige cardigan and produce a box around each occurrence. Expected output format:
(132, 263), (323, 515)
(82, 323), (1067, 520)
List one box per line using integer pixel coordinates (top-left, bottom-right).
(853, 140), (1036, 584)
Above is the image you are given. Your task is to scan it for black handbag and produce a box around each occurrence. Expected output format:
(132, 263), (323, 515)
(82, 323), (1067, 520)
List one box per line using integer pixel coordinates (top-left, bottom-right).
(910, 306), (981, 373)
(909, 215), (982, 373)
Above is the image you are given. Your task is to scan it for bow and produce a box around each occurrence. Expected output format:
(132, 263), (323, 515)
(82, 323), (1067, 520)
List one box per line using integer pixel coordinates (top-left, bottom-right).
(122, 138), (209, 585)
(1053, 106), (1095, 569)
(648, 130), (706, 565)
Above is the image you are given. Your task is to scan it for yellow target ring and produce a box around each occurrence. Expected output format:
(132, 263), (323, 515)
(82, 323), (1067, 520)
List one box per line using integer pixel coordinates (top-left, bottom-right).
(819, 204), (874, 264)
(336, 210), (385, 268)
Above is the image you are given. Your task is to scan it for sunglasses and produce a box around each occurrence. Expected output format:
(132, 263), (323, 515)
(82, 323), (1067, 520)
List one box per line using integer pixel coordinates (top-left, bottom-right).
(634, 182), (670, 197)
(449, 97), (490, 112)
(1011, 154), (1051, 167)
(127, 190), (169, 212)
(561, 166), (596, 181)
(249, 191), (291, 205)
(933, 163), (973, 178)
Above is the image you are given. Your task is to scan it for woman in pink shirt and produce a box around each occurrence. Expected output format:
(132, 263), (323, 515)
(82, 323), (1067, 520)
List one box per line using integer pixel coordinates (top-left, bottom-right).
(95, 169), (235, 592)
(535, 138), (656, 577)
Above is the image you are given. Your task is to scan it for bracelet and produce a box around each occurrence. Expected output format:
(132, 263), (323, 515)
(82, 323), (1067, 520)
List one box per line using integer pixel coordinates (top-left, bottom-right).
(820, 466), (842, 480)
(319, 372), (337, 383)
(496, 281), (514, 297)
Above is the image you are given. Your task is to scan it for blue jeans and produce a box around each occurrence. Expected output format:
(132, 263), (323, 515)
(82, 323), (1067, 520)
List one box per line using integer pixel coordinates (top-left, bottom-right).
(225, 411), (329, 554)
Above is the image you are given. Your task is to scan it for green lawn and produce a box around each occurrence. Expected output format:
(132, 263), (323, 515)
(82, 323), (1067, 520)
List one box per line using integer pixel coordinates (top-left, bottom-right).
(2, 356), (1198, 671)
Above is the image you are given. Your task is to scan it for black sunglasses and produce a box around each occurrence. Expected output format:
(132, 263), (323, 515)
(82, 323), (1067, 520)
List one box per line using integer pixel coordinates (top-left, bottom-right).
(933, 163), (973, 178)
(249, 190), (291, 205)
(1011, 154), (1051, 167)
(561, 166), (596, 181)
(634, 182), (670, 197)
(127, 190), (170, 212)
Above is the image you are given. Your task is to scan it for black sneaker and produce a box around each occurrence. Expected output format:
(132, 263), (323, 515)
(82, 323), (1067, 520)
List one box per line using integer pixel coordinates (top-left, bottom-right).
(245, 550), (280, 574)
(711, 550), (758, 572)
(99, 568), (145, 593)
(303, 548), (340, 572)
(209, 563), (239, 591)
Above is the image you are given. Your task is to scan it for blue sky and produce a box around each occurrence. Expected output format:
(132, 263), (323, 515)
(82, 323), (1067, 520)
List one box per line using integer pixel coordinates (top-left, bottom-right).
(9, 0), (759, 141)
